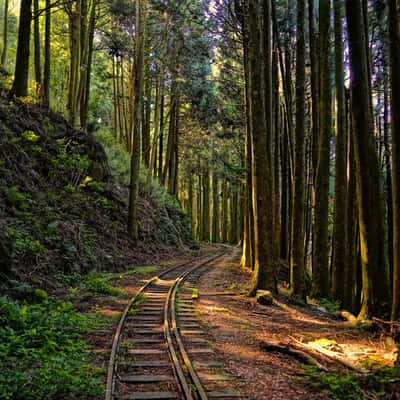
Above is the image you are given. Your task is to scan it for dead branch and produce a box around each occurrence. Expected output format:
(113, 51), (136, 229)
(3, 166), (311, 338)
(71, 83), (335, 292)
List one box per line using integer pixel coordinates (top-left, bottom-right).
(291, 338), (369, 374)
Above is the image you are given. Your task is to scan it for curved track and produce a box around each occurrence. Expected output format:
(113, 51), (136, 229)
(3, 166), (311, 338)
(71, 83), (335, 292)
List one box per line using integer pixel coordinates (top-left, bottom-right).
(105, 248), (240, 400)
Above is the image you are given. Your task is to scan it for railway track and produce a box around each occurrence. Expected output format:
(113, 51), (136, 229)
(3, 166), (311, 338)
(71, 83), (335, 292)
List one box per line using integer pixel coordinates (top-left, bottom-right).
(105, 248), (242, 400)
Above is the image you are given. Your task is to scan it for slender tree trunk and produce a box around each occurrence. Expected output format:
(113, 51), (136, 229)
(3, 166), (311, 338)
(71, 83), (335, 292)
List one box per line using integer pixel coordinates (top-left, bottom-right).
(33, 0), (41, 96)
(313, 0), (332, 298)
(158, 92), (165, 181)
(241, 13), (254, 268)
(148, 77), (163, 184)
(203, 168), (210, 242)
(42, 0), (51, 107)
(332, 0), (347, 304)
(345, 0), (391, 319)
(10, 0), (32, 97)
(142, 77), (151, 168)
(212, 173), (219, 243)
(67, 0), (81, 126)
(80, 0), (97, 129)
(345, 113), (359, 313)
(128, 0), (147, 240)
(290, 0), (306, 299)
(1, 0), (8, 68)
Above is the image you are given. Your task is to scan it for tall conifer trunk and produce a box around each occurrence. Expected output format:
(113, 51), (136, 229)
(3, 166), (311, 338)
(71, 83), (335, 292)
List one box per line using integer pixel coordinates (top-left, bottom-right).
(332, 0), (347, 304)
(290, 0), (306, 298)
(313, 0), (331, 298)
(345, 0), (391, 318)
(387, 0), (400, 320)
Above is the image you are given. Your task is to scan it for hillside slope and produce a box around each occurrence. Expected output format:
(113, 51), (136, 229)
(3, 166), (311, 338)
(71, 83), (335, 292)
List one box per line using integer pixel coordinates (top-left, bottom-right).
(0, 98), (192, 291)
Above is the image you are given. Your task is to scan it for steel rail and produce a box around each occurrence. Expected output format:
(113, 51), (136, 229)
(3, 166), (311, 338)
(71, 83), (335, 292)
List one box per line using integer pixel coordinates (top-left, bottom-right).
(168, 251), (227, 400)
(105, 249), (225, 400)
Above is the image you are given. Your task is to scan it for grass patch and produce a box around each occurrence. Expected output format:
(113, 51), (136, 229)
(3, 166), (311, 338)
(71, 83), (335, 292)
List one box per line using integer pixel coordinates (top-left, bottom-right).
(82, 272), (125, 296)
(121, 265), (160, 277)
(57, 271), (126, 298)
(0, 296), (108, 400)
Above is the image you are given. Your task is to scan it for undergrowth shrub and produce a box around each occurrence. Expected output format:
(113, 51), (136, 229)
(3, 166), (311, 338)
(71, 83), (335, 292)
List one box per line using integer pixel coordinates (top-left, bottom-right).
(303, 365), (398, 399)
(0, 296), (108, 399)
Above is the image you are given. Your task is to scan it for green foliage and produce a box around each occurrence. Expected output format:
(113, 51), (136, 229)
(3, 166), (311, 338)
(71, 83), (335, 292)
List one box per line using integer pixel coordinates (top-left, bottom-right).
(82, 272), (125, 296)
(303, 366), (363, 399)
(22, 130), (40, 142)
(95, 196), (115, 210)
(95, 128), (131, 184)
(95, 128), (180, 208)
(0, 296), (107, 400)
(4, 187), (31, 210)
(52, 142), (91, 184)
(6, 226), (47, 255)
(131, 265), (159, 275)
(317, 298), (341, 313)
(303, 365), (398, 399)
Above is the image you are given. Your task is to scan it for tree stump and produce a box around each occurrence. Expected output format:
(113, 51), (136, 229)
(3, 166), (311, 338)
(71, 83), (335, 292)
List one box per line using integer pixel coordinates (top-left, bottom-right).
(256, 290), (273, 305)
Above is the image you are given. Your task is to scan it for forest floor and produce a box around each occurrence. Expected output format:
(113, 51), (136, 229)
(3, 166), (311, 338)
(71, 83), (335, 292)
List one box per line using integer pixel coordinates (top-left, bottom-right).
(80, 245), (400, 399)
(196, 248), (400, 399)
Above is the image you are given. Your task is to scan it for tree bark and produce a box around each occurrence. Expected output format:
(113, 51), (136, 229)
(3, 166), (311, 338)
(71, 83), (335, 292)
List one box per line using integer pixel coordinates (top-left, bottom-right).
(1, 0), (8, 68)
(33, 0), (41, 96)
(248, 0), (275, 294)
(290, 0), (306, 299)
(10, 0), (32, 97)
(128, 0), (147, 241)
(42, 0), (51, 108)
(345, 0), (391, 319)
(332, 0), (347, 305)
(387, 0), (400, 320)
(313, 0), (332, 298)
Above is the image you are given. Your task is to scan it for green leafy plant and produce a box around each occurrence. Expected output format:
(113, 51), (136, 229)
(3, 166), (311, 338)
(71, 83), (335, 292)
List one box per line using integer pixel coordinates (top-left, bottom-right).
(303, 365), (363, 399)
(6, 226), (47, 255)
(0, 297), (108, 400)
(4, 187), (32, 210)
(317, 298), (341, 313)
(22, 130), (40, 142)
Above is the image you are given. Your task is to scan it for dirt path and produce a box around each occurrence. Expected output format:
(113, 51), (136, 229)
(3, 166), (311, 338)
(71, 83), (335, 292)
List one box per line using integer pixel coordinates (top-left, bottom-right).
(195, 247), (398, 400)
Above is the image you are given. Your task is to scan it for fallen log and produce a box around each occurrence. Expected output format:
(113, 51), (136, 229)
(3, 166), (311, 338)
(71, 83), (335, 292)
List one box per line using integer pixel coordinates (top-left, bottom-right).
(259, 341), (329, 372)
(291, 338), (369, 374)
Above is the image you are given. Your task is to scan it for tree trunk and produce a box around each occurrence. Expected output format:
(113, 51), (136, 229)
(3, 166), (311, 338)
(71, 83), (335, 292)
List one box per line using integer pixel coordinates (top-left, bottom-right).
(387, 0), (400, 320)
(10, 0), (32, 97)
(79, 0), (97, 129)
(1, 0), (8, 68)
(248, 0), (275, 294)
(128, 0), (147, 241)
(313, 0), (332, 298)
(142, 77), (151, 168)
(332, 0), (347, 305)
(42, 0), (51, 108)
(290, 0), (306, 299)
(212, 173), (219, 243)
(203, 168), (210, 242)
(33, 0), (41, 96)
(345, 0), (391, 319)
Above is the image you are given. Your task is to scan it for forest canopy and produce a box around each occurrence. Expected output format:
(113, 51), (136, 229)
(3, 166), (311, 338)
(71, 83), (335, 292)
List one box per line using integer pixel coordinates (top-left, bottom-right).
(1, 0), (400, 324)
